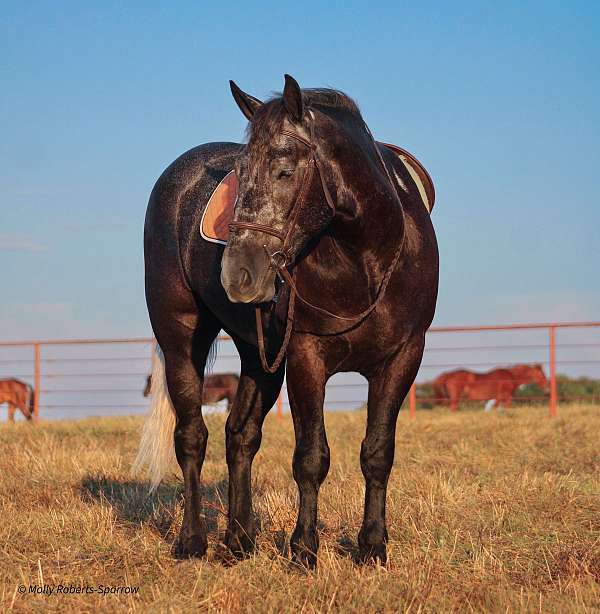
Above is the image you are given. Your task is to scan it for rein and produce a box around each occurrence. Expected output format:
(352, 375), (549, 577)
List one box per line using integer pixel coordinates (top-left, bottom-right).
(228, 116), (404, 373)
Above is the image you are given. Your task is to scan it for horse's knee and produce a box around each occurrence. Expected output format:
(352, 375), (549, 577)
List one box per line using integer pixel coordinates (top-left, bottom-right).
(293, 437), (330, 486)
(174, 414), (208, 464)
(360, 436), (394, 486)
(225, 420), (262, 465)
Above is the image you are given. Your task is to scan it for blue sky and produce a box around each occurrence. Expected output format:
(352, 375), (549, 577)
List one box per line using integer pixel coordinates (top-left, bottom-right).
(2, 1), (599, 341)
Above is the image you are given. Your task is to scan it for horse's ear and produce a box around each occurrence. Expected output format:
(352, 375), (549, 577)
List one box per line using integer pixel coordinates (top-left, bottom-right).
(229, 80), (262, 121)
(283, 74), (303, 122)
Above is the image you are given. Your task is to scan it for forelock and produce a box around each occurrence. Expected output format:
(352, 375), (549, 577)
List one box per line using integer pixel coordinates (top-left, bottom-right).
(245, 87), (363, 157)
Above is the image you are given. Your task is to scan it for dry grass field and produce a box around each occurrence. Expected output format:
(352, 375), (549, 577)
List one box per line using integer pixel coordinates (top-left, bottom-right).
(1, 404), (599, 613)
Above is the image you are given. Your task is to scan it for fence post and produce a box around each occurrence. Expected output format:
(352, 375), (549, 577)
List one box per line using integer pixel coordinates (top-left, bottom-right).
(549, 326), (557, 417)
(409, 383), (416, 419)
(33, 343), (41, 424)
(276, 393), (283, 420)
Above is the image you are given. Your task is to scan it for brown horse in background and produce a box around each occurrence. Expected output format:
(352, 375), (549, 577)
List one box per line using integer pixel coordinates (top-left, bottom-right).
(0, 379), (34, 422)
(432, 364), (548, 411)
(144, 373), (240, 411)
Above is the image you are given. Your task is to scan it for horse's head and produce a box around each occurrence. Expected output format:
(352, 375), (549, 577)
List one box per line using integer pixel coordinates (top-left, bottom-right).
(531, 363), (550, 392)
(221, 75), (337, 304)
(23, 385), (34, 420)
(514, 363), (549, 392)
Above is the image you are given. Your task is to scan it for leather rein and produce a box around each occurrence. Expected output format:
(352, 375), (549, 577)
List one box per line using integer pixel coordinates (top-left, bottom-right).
(228, 117), (404, 373)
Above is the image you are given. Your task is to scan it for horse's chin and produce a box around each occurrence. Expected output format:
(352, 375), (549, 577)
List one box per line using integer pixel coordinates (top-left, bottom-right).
(223, 284), (275, 304)
(220, 258), (276, 304)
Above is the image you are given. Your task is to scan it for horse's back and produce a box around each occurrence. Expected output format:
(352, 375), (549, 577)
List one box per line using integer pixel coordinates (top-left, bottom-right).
(464, 369), (515, 400)
(146, 142), (243, 245)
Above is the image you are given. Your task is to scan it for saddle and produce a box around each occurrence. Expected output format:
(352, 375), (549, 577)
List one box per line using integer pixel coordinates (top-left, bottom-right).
(200, 143), (434, 245)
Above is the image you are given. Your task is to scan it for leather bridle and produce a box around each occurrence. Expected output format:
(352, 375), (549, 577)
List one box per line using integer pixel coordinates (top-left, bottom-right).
(228, 114), (405, 373)
(228, 124), (336, 270)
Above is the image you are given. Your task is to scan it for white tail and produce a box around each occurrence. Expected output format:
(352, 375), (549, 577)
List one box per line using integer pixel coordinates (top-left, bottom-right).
(131, 345), (177, 490)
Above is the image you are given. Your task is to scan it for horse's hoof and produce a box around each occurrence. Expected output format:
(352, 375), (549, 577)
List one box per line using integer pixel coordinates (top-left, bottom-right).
(357, 543), (387, 565)
(174, 533), (208, 559)
(290, 531), (318, 569)
(291, 547), (318, 569)
(358, 529), (387, 565)
(224, 529), (255, 559)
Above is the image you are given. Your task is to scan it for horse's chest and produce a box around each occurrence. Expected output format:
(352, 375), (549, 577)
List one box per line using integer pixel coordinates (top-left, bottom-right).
(309, 313), (410, 374)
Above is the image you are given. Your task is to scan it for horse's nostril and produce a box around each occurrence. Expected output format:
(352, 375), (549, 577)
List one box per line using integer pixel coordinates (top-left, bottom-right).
(239, 268), (251, 289)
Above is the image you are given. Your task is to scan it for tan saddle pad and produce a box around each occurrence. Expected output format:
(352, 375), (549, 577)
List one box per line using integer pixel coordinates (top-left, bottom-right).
(379, 143), (435, 214)
(200, 171), (238, 245)
(200, 145), (434, 245)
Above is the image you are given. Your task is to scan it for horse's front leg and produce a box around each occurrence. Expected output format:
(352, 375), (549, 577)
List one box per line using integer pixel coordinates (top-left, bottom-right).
(359, 334), (425, 564)
(224, 339), (285, 557)
(286, 344), (329, 568)
(447, 381), (462, 411)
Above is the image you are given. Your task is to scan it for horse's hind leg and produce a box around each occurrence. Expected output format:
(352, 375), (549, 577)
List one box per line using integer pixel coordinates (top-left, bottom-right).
(157, 309), (221, 558)
(7, 403), (15, 423)
(224, 337), (285, 557)
(360, 335), (425, 564)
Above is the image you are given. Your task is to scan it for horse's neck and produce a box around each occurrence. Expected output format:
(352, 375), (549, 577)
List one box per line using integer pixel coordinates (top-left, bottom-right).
(512, 367), (531, 384)
(296, 152), (404, 316)
(330, 145), (402, 268)
(519, 371), (537, 385)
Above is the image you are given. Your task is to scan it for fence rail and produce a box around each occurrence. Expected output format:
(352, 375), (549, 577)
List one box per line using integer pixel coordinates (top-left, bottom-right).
(0, 322), (599, 422)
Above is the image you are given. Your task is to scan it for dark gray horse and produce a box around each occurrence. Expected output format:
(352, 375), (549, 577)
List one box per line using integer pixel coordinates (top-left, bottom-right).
(135, 75), (438, 567)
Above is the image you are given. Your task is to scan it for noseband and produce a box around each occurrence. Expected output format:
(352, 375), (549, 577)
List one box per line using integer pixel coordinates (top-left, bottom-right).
(228, 115), (404, 374)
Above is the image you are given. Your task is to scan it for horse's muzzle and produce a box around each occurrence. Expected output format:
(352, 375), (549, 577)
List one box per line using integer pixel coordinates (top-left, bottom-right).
(221, 248), (276, 304)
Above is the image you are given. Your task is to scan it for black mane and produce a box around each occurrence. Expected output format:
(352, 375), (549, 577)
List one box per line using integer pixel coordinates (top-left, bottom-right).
(246, 88), (362, 145)
(290, 88), (361, 116)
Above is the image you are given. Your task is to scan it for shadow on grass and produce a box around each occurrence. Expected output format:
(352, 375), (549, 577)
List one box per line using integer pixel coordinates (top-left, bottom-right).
(80, 475), (228, 540)
(336, 532), (361, 562)
(80, 476), (316, 567)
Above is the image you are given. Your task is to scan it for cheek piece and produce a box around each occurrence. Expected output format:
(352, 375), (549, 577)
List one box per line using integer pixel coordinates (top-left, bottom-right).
(228, 111), (405, 374)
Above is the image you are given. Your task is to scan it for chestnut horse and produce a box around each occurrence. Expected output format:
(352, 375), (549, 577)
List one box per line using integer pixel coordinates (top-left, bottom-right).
(144, 373), (239, 410)
(134, 75), (438, 566)
(0, 378), (34, 422)
(431, 364), (548, 411)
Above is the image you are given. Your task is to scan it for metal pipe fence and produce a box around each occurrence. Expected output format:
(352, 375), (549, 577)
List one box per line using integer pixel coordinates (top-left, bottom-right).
(409, 321), (600, 418)
(0, 322), (598, 422)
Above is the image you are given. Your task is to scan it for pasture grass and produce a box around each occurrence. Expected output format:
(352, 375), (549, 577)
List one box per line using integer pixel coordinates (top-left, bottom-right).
(1, 404), (599, 613)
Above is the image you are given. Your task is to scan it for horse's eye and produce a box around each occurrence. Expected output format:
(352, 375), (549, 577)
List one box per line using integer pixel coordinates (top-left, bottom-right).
(277, 169), (294, 179)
